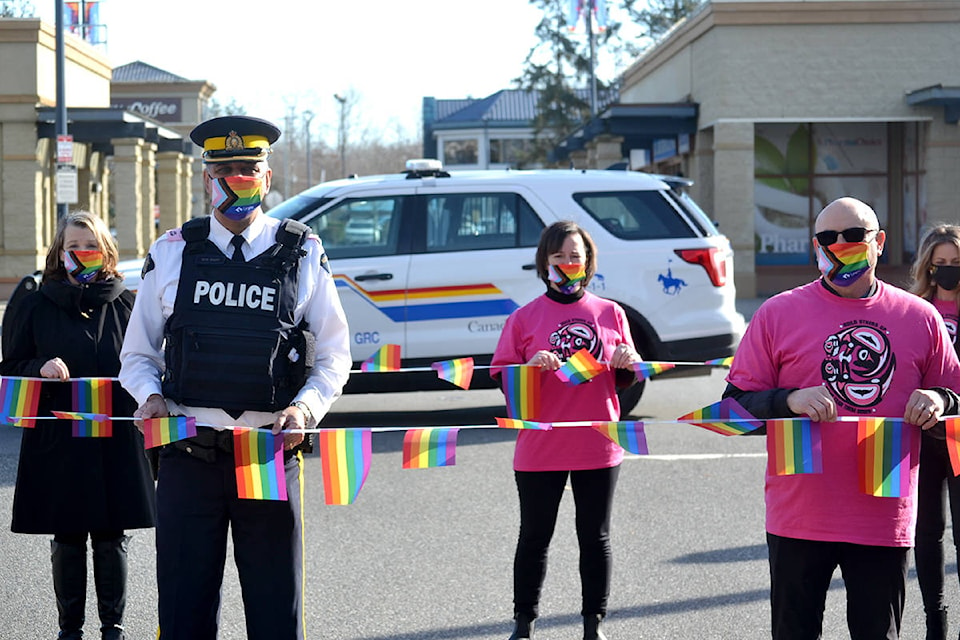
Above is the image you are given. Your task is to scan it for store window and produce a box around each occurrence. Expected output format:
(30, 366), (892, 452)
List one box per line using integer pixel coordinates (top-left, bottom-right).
(443, 139), (478, 165)
(490, 139), (533, 165)
(754, 122), (923, 267)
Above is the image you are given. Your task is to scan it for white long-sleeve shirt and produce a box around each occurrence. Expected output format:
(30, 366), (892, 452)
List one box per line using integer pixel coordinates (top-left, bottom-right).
(119, 212), (351, 428)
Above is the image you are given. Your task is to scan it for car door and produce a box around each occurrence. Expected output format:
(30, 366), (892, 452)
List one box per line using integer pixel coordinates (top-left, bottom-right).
(292, 193), (413, 363)
(402, 189), (545, 362)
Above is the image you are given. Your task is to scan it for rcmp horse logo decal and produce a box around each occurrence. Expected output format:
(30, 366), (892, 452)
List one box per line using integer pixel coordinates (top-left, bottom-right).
(657, 261), (687, 295)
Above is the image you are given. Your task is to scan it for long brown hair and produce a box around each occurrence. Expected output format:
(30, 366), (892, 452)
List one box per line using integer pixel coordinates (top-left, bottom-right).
(534, 221), (598, 286)
(42, 211), (122, 283)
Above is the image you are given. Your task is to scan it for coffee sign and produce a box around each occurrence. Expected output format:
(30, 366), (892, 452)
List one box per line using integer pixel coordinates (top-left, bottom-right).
(112, 98), (182, 123)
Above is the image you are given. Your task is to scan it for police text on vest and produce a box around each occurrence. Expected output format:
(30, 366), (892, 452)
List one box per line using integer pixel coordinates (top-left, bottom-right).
(193, 281), (277, 311)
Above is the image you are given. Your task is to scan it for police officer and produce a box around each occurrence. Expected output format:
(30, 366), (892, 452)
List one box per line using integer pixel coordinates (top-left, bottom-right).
(119, 115), (351, 640)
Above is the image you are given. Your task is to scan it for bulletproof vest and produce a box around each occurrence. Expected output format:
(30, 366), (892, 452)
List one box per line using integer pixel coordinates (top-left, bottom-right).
(162, 216), (314, 413)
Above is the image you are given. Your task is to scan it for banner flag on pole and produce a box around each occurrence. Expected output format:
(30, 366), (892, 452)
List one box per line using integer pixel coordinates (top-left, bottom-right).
(592, 421), (648, 454)
(319, 428), (372, 505)
(233, 428), (287, 501)
(556, 348), (605, 385)
(71, 378), (112, 437)
(360, 344), (401, 372)
(142, 416), (198, 449)
(768, 418), (822, 475)
(402, 427), (459, 468)
(0, 377), (42, 428)
(857, 417), (914, 498)
(677, 398), (763, 435)
(431, 358), (475, 390)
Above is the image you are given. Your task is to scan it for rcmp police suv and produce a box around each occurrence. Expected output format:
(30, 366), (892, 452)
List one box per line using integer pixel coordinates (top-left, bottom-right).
(121, 160), (744, 414)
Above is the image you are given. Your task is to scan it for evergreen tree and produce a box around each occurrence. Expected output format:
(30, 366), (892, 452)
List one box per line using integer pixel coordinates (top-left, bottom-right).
(0, 1), (35, 17)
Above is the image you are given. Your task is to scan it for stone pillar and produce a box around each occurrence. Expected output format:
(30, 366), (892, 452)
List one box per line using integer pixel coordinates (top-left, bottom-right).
(112, 138), (145, 259)
(587, 135), (624, 170)
(180, 155), (194, 225)
(140, 142), (158, 253)
(190, 156), (206, 218)
(0, 117), (47, 279)
(156, 151), (183, 234)
(712, 120), (757, 298)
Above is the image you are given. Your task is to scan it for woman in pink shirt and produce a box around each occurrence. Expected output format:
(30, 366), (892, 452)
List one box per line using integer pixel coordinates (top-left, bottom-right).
(491, 221), (642, 640)
(910, 224), (960, 640)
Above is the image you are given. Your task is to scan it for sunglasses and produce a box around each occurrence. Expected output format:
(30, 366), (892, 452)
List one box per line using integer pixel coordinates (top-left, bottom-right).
(814, 227), (879, 246)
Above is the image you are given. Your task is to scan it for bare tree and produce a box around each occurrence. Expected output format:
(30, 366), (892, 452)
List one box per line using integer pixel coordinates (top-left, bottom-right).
(0, 1), (35, 17)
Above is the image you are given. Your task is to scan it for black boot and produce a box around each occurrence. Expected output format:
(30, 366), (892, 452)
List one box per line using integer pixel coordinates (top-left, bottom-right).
(51, 539), (86, 640)
(508, 612), (536, 640)
(92, 536), (129, 640)
(583, 613), (607, 640)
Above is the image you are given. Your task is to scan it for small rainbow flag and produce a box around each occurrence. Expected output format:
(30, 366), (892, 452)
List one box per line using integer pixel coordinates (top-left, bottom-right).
(52, 410), (109, 422)
(768, 418), (822, 475)
(0, 377), (42, 428)
(501, 365), (541, 420)
(360, 344), (401, 372)
(945, 417), (960, 477)
(556, 348), (605, 385)
(857, 417), (914, 498)
(592, 421), (648, 455)
(677, 398), (763, 436)
(233, 428), (287, 501)
(495, 417), (552, 431)
(319, 428), (372, 505)
(402, 428), (459, 469)
(71, 378), (112, 437)
(705, 357), (734, 368)
(142, 416), (198, 449)
(632, 361), (676, 381)
(431, 358), (474, 390)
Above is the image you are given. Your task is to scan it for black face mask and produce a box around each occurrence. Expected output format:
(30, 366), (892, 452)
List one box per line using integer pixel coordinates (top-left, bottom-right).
(931, 265), (960, 291)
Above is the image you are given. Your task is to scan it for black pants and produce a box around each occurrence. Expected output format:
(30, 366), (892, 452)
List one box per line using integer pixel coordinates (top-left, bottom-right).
(767, 533), (907, 640)
(915, 434), (960, 616)
(156, 445), (304, 640)
(513, 465), (619, 619)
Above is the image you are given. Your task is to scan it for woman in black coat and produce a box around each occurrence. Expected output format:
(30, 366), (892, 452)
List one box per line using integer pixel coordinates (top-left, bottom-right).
(0, 211), (156, 640)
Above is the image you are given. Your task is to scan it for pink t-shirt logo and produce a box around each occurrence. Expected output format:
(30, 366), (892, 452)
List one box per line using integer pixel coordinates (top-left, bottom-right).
(549, 318), (601, 361)
(821, 321), (896, 409)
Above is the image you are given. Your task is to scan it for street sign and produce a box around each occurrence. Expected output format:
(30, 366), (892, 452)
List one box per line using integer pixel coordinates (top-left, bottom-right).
(56, 165), (79, 205)
(56, 134), (74, 164)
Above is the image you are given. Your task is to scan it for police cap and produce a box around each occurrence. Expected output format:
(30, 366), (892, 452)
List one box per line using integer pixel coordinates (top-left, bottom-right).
(190, 115), (281, 164)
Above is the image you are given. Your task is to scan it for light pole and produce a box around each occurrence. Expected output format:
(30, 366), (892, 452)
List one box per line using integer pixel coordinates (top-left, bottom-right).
(334, 94), (347, 178)
(55, 0), (68, 219)
(303, 110), (315, 186)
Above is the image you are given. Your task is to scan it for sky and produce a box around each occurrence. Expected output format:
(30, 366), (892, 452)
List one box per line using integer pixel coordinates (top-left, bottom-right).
(35, 0), (574, 146)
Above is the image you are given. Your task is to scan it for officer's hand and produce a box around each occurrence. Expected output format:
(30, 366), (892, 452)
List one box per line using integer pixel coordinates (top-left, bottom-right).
(132, 394), (169, 434)
(905, 389), (945, 429)
(786, 385), (837, 422)
(274, 406), (305, 451)
(39, 357), (69, 379)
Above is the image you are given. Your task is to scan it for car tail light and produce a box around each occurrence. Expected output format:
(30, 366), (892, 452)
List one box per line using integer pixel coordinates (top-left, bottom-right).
(674, 247), (727, 287)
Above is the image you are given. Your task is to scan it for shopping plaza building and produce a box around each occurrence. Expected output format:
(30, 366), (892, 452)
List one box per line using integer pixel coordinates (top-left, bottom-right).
(1, 1), (959, 296)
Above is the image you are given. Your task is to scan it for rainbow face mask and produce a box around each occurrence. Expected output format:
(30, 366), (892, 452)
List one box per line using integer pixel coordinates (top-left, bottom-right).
(548, 263), (586, 294)
(816, 241), (871, 287)
(63, 250), (104, 283)
(210, 175), (263, 220)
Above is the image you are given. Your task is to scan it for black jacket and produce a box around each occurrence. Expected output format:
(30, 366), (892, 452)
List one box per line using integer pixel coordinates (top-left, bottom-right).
(0, 278), (156, 534)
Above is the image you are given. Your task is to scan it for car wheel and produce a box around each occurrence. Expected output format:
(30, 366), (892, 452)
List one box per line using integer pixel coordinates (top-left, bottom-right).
(617, 379), (646, 417)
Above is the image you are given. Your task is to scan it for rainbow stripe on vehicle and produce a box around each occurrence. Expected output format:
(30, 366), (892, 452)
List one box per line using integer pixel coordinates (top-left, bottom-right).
(334, 275), (519, 322)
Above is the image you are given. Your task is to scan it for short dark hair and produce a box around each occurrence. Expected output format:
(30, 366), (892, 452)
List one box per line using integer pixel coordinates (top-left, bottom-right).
(534, 221), (597, 286)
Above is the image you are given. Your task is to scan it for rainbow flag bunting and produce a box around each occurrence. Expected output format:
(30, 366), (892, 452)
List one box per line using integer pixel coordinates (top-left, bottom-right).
(945, 417), (960, 477)
(677, 398), (763, 436)
(857, 417), (915, 498)
(319, 428), (372, 505)
(501, 365), (541, 420)
(233, 428), (287, 501)
(431, 358), (475, 390)
(360, 344), (401, 372)
(52, 410), (109, 422)
(142, 416), (198, 449)
(402, 427), (459, 469)
(495, 417), (552, 431)
(0, 377), (42, 428)
(556, 348), (605, 385)
(71, 378), (113, 437)
(768, 418), (822, 475)
(705, 357), (734, 368)
(592, 421), (648, 455)
(631, 361), (676, 381)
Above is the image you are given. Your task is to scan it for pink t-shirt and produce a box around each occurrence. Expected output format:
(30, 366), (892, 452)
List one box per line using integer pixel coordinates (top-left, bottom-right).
(491, 291), (633, 472)
(727, 280), (960, 547)
(933, 298), (959, 349)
